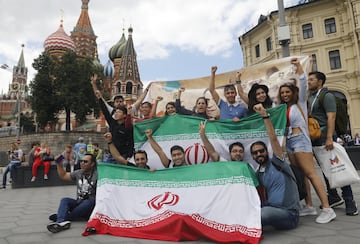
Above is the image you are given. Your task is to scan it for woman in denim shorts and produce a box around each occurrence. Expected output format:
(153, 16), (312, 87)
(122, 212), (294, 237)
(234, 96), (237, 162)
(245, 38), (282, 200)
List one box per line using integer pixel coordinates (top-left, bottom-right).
(277, 58), (335, 224)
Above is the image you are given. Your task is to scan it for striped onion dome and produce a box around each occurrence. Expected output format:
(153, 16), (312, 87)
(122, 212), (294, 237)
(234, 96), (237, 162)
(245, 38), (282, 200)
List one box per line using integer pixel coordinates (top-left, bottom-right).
(44, 21), (76, 52)
(104, 59), (114, 78)
(108, 32), (126, 61)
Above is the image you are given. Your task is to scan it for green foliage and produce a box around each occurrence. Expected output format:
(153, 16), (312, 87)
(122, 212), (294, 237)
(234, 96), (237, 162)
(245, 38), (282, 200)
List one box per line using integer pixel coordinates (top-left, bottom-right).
(29, 51), (102, 131)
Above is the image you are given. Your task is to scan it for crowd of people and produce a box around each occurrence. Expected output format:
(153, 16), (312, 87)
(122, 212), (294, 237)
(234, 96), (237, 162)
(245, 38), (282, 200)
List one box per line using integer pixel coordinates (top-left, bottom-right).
(1, 58), (359, 235)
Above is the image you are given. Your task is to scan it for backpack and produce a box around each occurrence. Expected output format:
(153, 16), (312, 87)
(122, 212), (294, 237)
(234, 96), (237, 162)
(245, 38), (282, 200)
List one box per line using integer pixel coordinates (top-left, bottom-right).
(271, 159), (307, 200)
(318, 91), (348, 136)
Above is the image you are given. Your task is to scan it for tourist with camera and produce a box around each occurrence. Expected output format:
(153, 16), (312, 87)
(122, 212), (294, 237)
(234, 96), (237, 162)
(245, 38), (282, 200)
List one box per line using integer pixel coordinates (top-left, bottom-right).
(47, 153), (97, 233)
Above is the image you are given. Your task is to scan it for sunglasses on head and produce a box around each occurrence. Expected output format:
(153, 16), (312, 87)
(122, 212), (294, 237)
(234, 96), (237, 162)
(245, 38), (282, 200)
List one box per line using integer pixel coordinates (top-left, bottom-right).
(251, 148), (266, 155)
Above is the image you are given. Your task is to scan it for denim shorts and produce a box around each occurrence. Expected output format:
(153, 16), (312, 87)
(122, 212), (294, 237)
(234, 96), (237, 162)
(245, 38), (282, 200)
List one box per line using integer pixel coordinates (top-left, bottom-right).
(286, 132), (313, 153)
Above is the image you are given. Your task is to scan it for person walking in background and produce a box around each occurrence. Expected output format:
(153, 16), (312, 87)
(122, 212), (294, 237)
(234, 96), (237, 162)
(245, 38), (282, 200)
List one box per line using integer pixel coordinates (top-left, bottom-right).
(2, 143), (23, 189)
(92, 143), (102, 163)
(74, 137), (86, 154)
(308, 71), (358, 216)
(61, 144), (77, 173)
(31, 142), (52, 182)
(76, 146), (86, 170)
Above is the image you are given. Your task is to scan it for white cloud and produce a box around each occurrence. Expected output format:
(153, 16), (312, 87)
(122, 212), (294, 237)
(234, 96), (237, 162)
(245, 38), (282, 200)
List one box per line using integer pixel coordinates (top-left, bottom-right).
(0, 0), (297, 93)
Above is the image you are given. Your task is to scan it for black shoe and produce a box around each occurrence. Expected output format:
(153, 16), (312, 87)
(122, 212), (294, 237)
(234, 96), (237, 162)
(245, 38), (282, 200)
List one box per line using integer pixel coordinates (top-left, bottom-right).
(320, 194), (344, 209)
(345, 200), (359, 216)
(48, 214), (57, 222)
(47, 221), (71, 233)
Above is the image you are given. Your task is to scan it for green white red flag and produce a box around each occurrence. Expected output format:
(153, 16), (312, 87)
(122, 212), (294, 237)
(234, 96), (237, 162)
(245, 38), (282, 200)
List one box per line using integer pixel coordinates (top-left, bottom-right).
(83, 162), (262, 243)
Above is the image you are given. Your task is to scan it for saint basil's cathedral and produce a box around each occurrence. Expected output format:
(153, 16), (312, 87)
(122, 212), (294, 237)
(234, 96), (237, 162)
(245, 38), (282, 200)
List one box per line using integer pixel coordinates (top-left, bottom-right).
(0, 0), (143, 132)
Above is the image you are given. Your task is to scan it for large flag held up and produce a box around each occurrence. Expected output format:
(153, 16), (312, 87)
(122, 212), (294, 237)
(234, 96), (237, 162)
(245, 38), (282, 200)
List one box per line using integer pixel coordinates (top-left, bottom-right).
(83, 162), (262, 243)
(134, 104), (287, 170)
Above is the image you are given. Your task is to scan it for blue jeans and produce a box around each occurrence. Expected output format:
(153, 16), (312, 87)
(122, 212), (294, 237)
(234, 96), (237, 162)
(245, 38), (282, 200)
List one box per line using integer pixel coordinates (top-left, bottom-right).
(2, 161), (21, 187)
(56, 197), (95, 223)
(312, 136), (354, 201)
(262, 206), (299, 230)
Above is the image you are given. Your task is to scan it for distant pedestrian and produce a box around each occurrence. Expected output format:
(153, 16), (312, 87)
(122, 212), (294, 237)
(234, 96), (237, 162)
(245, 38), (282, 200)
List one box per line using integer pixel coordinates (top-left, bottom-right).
(2, 143), (23, 189)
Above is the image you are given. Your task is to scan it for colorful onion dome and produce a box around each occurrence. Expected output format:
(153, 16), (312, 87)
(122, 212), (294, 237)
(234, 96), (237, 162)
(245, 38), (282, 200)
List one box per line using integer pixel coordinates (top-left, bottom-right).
(44, 20), (76, 52)
(104, 59), (114, 78)
(108, 31), (126, 61)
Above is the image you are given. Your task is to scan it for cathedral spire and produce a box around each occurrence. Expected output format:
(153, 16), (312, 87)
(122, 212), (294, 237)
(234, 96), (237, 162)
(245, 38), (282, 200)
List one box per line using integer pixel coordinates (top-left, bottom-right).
(71, 0), (97, 58)
(17, 44), (26, 68)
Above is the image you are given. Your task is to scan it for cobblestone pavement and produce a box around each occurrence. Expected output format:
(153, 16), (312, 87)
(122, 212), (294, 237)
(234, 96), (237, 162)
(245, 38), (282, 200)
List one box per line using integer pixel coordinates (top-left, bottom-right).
(1, 167), (360, 244)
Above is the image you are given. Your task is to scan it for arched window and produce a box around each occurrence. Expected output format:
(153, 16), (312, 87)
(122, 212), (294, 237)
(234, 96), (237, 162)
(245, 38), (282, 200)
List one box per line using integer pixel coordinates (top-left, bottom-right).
(116, 82), (121, 93)
(126, 81), (133, 94)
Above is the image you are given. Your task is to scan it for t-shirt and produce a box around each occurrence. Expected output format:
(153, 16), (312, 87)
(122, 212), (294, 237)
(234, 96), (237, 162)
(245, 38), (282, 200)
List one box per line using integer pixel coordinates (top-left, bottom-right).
(256, 155), (299, 211)
(218, 99), (247, 120)
(71, 170), (98, 200)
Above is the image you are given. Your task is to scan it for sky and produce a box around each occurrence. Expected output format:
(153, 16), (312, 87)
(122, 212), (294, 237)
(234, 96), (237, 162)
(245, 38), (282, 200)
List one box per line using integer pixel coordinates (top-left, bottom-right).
(0, 0), (299, 94)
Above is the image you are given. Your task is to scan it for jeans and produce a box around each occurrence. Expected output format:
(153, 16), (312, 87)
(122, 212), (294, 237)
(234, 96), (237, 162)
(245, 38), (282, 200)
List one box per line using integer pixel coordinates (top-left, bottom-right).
(2, 161), (21, 187)
(56, 197), (95, 223)
(312, 136), (354, 201)
(262, 206), (299, 230)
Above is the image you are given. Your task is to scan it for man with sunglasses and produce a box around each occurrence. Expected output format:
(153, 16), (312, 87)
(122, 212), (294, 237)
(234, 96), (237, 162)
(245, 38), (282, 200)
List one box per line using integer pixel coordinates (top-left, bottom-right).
(47, 153), (97, 233)
(252, 103), (300, 230)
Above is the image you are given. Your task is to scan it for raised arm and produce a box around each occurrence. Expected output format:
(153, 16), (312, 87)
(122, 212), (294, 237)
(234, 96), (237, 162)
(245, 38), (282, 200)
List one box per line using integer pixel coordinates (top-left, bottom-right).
(145, 129), (170, 168)
(253, 104), (282, 158)
(133, 83), (151, 111)
(54, 156), (72, 181)
(104, 132), (129, 165)
(209, 66), (220, 104)
(199, 121), (219, 162)
(152, 96), (163, 117)
(175, 87), (192, 115)
(236, 71), (249, 104)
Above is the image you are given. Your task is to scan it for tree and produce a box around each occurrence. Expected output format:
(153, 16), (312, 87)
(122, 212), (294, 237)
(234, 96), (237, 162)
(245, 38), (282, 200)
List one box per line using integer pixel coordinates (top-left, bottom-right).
(29, 51), (100, 131)
(28, 52), (60, 129)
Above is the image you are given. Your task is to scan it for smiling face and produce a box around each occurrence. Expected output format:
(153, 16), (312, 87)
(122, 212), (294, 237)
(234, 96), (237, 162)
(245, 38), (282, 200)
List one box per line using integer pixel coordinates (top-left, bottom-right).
(171, 149), (185, 166)
(224, 86), (237, 104)
(229, 145), (244, 161)
(250, 144), (268, 166)
(134, 151), (148, 168)
(255, 88), (267, 103)
(280, 86), (293, 104)
(166, 103), (176, 115)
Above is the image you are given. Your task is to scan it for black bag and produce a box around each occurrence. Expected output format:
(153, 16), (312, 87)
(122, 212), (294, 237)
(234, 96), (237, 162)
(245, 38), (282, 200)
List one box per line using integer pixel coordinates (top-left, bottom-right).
(271, 160), (307, 200)
(41, 153), (54, 162)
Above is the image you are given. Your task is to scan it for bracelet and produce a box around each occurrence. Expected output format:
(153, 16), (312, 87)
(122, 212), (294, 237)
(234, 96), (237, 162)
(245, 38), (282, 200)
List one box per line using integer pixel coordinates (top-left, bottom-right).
(236, 80), (242, 84)
(262, 113), (270, 119)
(108, 141), (113, 145)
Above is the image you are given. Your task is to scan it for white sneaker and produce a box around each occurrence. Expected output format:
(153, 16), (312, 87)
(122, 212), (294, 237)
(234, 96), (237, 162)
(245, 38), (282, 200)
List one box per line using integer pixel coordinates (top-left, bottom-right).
(316, 208), (336, 224)
(31, 176), (36, 182)
(300, 205), (318, 216)
(44, 174), (48, 180)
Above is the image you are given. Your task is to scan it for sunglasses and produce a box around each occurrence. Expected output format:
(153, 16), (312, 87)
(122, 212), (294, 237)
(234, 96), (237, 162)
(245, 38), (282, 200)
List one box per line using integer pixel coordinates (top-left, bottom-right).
(251, 148), (266, 155)
(80, 159), (90, 164)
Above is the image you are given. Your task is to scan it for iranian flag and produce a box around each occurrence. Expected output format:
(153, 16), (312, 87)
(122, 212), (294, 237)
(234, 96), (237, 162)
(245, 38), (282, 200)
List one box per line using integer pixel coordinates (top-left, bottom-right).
(133, 105), (286, 170)
(83, 162), (262, 243)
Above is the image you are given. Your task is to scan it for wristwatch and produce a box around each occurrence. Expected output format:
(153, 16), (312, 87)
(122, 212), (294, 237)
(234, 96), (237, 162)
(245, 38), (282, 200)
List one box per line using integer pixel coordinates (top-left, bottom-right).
(262, 113), (270, 119)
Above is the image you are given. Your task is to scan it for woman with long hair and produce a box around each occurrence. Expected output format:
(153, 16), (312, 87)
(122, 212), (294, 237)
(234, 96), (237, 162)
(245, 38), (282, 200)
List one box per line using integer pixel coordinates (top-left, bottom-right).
(278, 58), (335, 224)
(175, 87), (209, 119)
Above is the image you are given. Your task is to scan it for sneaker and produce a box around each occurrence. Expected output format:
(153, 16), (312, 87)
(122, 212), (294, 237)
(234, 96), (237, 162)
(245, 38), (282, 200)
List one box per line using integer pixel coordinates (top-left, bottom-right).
(319, 194), (344, 209)
(44, 174), (48, 180)
(49, 214), (57, 222)
(47, 221), (71, 233)
(300, 205), (318, 216)
(315, 208), (336, 224)
(31, 176), (36, 182)
(345, 200), (359, 216)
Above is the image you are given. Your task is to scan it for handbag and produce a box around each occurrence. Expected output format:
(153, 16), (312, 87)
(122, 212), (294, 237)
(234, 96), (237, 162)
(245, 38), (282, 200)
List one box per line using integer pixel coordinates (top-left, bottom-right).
(297, 104), (321, 140)
(41, 153), (54, 162)
(313, 142), (360, 188)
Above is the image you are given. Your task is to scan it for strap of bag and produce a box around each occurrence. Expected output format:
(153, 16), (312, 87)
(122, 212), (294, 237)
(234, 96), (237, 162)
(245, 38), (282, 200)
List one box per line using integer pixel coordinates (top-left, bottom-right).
(296, 103), (307, 123)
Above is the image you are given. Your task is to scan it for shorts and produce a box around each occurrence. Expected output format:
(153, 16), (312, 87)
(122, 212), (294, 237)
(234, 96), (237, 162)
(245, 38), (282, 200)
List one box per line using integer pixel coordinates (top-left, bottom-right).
(286, 132), (313, 154)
